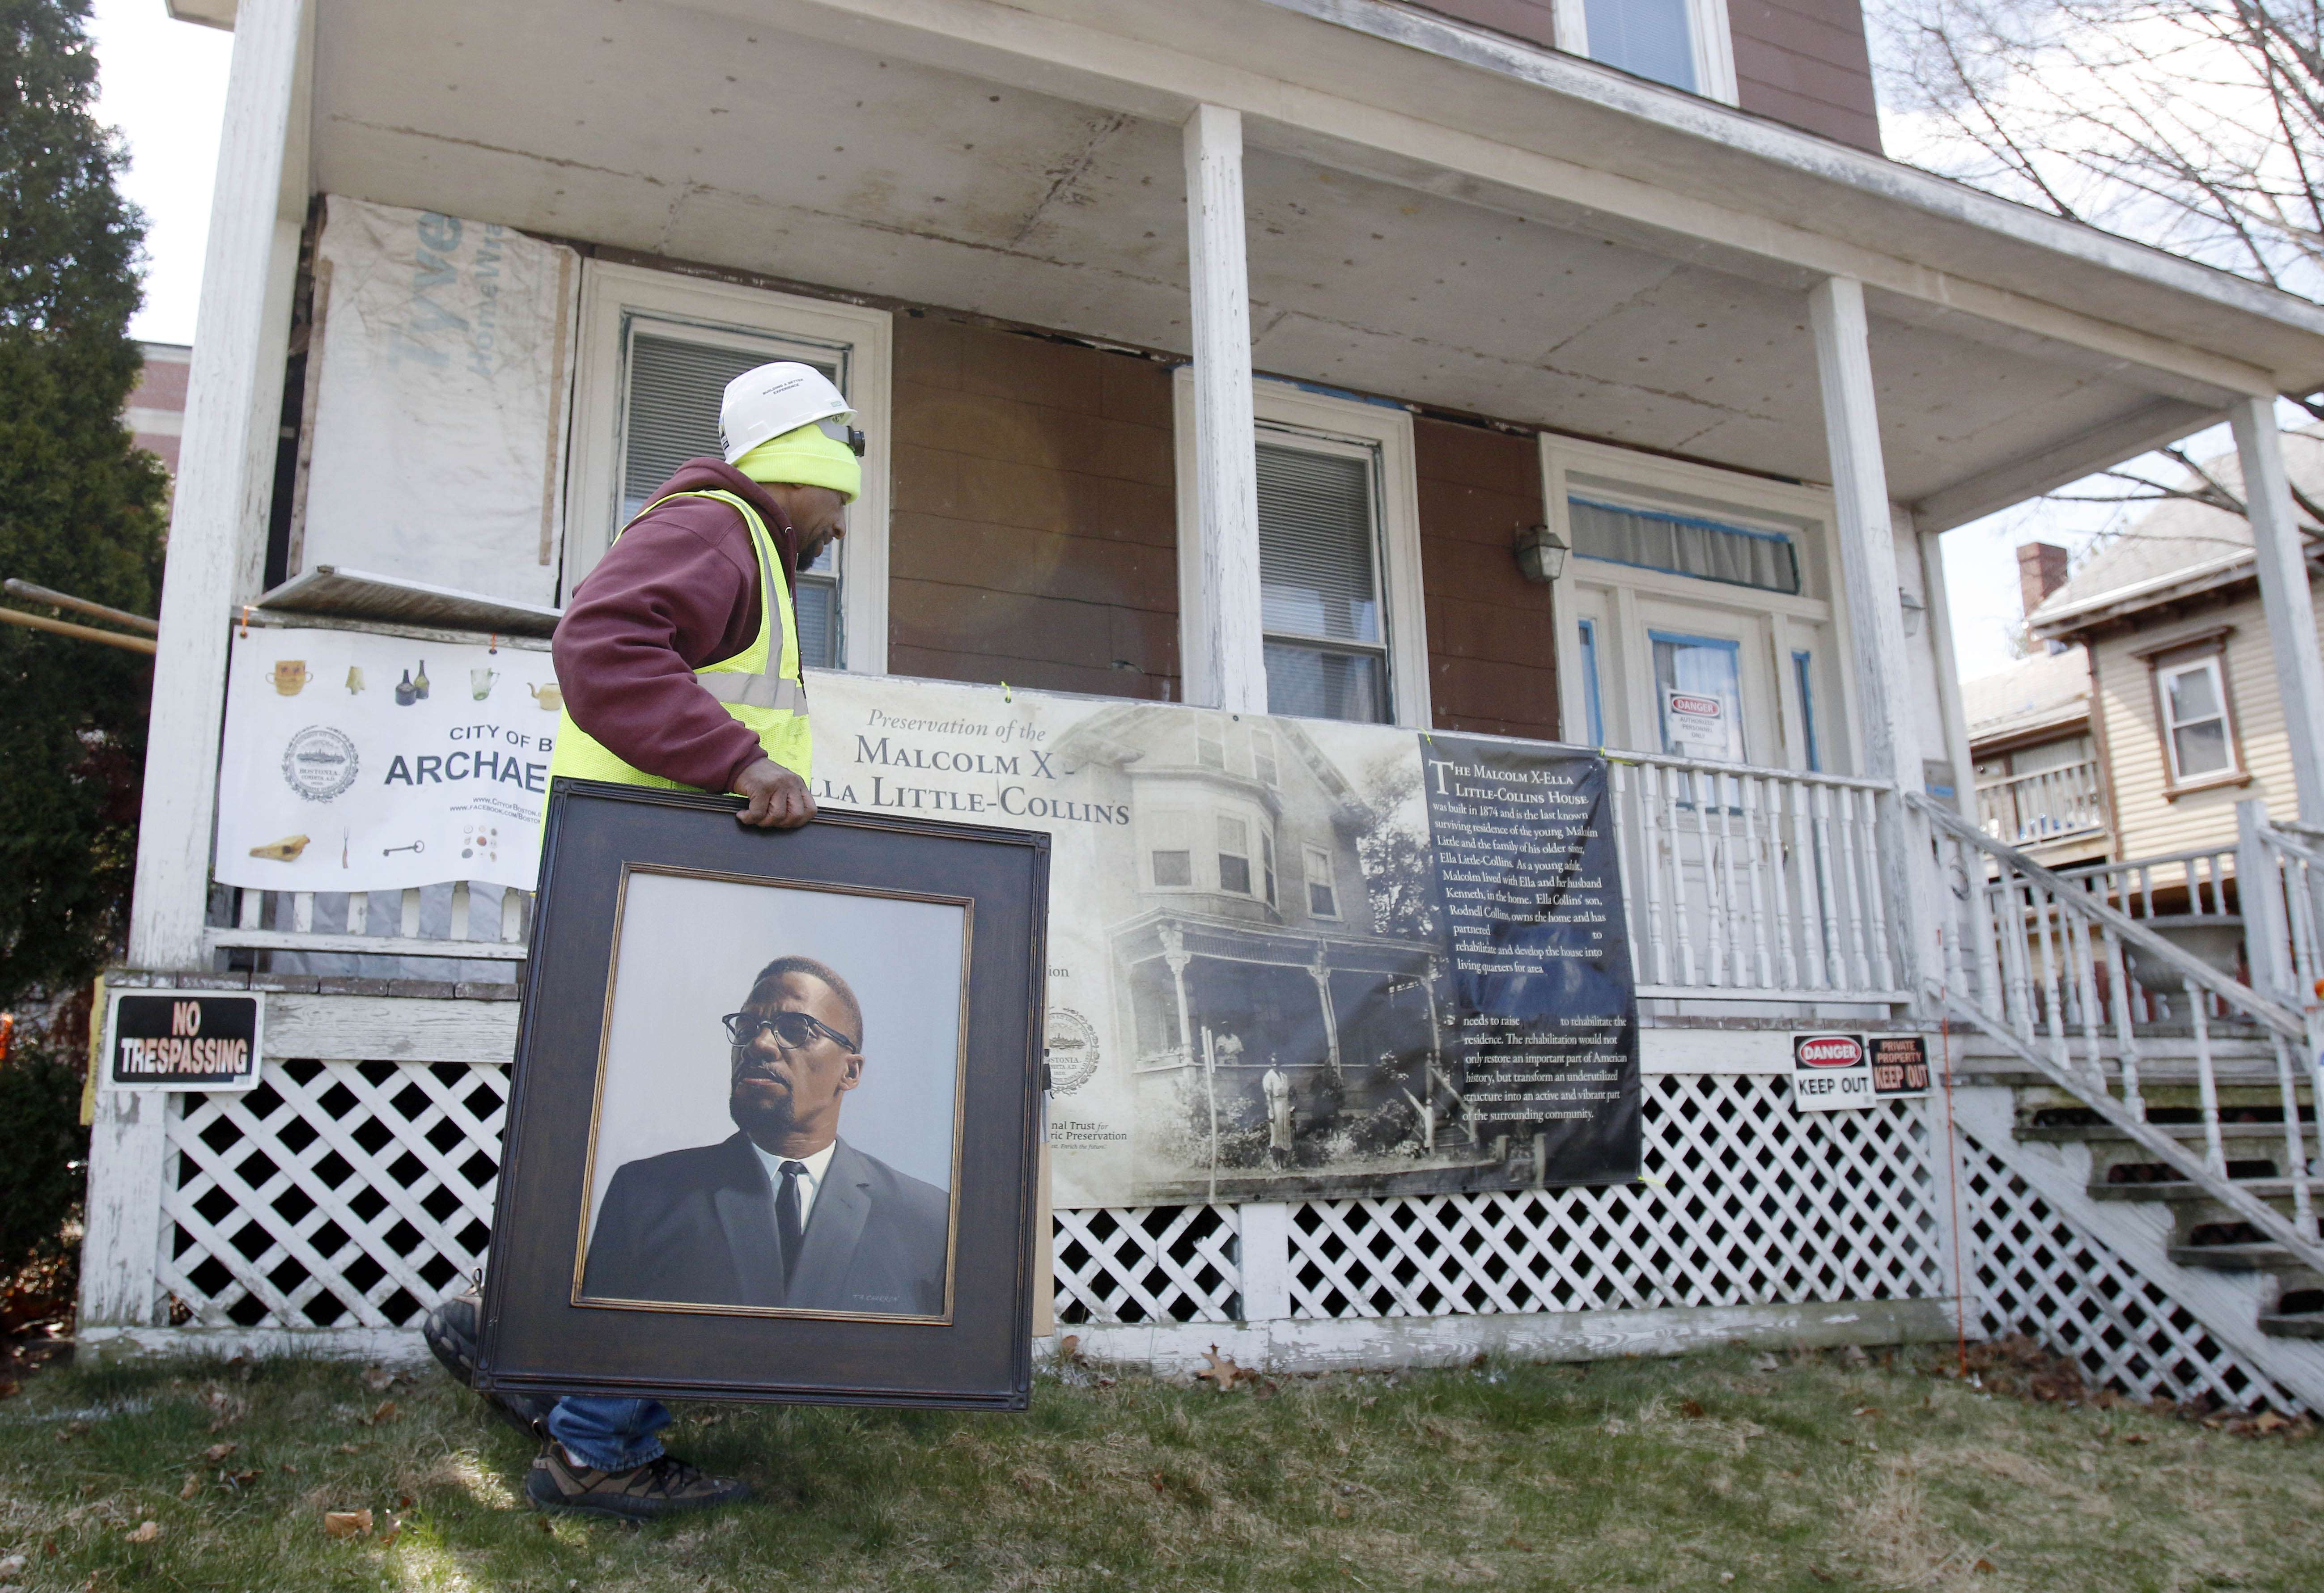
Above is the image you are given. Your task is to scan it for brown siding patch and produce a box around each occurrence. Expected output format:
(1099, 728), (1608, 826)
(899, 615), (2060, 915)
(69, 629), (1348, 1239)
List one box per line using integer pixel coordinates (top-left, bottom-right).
(888, 318), (1179, 700)
(1730, 0), (1883, 152)
(1414, 418), (1558, 740)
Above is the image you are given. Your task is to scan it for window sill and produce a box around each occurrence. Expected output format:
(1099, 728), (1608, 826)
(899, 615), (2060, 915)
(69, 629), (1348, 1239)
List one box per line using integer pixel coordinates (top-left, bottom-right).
(2161, 769), (2252, 802)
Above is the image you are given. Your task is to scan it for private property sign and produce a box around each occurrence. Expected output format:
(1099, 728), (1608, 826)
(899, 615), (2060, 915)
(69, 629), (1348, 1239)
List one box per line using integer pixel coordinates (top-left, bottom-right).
(104, 990), (263, 1093)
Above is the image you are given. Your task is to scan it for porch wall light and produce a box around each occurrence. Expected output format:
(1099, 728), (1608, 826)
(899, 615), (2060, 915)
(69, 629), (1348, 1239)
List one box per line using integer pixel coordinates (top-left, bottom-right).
(1514, 524), (1568, 585)
(1899, 586), (1926, 638)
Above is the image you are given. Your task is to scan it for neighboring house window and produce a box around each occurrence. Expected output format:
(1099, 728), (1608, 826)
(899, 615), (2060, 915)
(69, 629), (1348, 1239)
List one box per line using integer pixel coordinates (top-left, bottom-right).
(1174, 376), (1430, 727)
(1218, 815), (1253, 895)
(2159, 654), (2236, 781)
(1305, 844), (1340, 919)
(567, 261), (892, 673)
(1252, 728), (1280, 787)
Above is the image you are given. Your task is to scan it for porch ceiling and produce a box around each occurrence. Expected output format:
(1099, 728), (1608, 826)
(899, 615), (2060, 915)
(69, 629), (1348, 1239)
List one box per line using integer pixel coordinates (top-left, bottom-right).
(311, 0), (2233, 514)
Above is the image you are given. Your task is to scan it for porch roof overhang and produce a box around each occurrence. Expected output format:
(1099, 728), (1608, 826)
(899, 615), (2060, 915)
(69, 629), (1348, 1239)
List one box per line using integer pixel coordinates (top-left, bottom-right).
(258, 0), (2324, 533)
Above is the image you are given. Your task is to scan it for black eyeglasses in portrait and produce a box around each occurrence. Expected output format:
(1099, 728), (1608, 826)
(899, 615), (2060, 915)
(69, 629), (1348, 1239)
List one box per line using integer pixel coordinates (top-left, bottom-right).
(721, 1009), (860, 1052)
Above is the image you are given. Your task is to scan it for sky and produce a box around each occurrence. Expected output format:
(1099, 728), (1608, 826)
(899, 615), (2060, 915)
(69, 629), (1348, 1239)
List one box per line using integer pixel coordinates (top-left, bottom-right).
(93, 0), (231, 347)
(83, 3), (2255, 693)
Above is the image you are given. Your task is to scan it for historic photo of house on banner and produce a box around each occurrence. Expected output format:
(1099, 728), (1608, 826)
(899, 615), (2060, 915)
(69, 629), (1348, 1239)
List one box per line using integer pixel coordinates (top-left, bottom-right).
(806, 675), (1639, 1207)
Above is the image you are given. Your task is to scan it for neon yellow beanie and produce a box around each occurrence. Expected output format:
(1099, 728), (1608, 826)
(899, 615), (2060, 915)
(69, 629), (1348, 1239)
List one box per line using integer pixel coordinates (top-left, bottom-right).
(735, 422), (861, 502)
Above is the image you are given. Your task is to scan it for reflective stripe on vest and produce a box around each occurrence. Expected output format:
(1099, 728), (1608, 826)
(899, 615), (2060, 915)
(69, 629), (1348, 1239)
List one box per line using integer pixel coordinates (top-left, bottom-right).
(696, 670), (810, 714)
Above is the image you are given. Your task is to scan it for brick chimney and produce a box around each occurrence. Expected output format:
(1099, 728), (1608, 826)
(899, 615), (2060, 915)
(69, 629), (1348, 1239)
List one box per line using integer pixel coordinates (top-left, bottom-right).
(2017, 542), (2070, 618)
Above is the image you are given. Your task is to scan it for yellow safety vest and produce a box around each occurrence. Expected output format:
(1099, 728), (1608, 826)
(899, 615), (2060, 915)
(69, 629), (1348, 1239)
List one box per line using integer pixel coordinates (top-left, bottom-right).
(547, 488), (813, 792)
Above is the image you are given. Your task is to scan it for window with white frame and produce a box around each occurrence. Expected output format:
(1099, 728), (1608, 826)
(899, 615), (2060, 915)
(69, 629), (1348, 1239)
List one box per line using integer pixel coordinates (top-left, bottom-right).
(1251, 727), (1280, 788)
(1304, 843), (1340, 919)
(1217, 814), (1253, 895)
(566, 263), (891, 673)
(1175, 376), (1430, 728)
(2157, 652), (2238, 782)
(1147, 811), (1195, 889)
(1562, 0), (1737, 101)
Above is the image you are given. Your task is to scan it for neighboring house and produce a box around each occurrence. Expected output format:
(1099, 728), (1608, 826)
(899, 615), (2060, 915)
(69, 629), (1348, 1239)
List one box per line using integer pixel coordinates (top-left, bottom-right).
(87, 0), (2324, 1397)
(2027, 429), (2324, 866)
(127, 341), (191, 480)
(1963, 643), (2108, 867)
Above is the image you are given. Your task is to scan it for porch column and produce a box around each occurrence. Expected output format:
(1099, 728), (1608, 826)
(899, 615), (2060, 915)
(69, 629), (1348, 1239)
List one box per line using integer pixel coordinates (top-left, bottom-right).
(1181, 104), (1266, 712)
(1307, 946), (1340, 1076)
(1808, 276), (1932, 1001)
(85, 0), (311, 1332)
(2228, 397), (2324, 823)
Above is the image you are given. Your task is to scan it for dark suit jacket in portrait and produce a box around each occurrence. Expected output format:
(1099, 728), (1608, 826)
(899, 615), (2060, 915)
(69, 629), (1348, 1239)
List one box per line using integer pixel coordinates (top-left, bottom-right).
(581, 1132), (950, 1316)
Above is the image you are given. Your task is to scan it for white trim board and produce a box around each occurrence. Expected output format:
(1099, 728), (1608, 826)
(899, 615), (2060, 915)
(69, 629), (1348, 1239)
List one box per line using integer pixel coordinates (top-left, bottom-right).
(564, 260), (894, 674)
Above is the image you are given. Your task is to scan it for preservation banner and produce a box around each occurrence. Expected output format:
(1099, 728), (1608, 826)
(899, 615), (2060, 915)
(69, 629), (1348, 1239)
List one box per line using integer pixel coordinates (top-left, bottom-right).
(213, 627), (563, 894)
(807, 674), (1637, 1207)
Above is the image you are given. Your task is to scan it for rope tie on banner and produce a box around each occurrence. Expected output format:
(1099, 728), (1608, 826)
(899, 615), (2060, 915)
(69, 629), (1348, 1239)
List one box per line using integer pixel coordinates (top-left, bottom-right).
(239, 605), (251, 639)
(488, 633), (498, 654)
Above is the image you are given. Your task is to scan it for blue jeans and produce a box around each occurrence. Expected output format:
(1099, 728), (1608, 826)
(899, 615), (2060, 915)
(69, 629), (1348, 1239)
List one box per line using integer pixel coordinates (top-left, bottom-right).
(546, 1396), (670, 1471)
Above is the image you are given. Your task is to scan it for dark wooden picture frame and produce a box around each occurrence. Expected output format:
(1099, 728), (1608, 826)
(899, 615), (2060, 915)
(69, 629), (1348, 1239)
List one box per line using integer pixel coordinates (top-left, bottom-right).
(475, 779), (1049, 1411)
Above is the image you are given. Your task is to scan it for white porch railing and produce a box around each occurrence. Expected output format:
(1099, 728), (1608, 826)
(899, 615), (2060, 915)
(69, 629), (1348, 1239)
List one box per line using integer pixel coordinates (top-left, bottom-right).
(1976, 758), (2106, 847)
(1609, 752), (1908, 1005)
(1918, 793), (2324, 1275)
(208, 881), (531, 971)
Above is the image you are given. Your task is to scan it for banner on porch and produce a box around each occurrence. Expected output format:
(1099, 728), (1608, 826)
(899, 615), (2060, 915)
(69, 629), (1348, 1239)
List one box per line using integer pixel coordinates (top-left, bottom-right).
(807, 674), (1638, 1207)
(213, 627), (561, 894)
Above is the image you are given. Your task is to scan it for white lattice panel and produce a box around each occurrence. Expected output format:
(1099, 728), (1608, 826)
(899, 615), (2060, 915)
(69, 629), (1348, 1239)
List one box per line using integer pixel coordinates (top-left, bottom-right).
(159, 1059), (506, 1329)
(1052, 1205), (1241, 1324)
(1288, 1073), (1942, 1317)
(1959, 1129), (2302, 1411)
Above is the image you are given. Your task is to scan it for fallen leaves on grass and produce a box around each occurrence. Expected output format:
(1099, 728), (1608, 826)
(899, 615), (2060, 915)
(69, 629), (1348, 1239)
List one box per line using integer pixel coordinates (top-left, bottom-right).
(359, 1399), (399, 1426)
(361, 1366), (396, 1393)
(202, 1441), (237, 1462)
(1194, 1344), (1263, 1392)
(178, 1474), (199, 1500)
(1679, 1398), (1706, 1419)
(123, 1522), (159, 1544)
(322, 1509), (373, 1539)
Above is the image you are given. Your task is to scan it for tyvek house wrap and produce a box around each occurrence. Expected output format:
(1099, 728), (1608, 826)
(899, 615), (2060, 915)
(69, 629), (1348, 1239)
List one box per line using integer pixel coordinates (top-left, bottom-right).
(293, 195), (578, 610)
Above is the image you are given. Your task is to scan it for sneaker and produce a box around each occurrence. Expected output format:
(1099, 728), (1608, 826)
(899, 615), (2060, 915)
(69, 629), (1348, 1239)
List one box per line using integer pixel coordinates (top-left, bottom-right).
(526, 1447), (751, 1521)
(422, 1283), (553, 1442)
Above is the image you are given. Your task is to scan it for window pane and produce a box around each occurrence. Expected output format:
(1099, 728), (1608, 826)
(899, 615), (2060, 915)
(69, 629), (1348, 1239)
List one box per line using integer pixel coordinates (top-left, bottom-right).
(2167, 664), (2221, 725)
(1651, 634), (1745, 763)
(793, 578), (837, 671)
(1153, 850), (1192, 888)
(1262, 832), (1277, 906)
(1309, 879), (1337, 916)
(1253, 731), (1279, 787)
(1569, 496), (1798, 595)
(1219, 855), (1252, 894)
(2173, 719), (2231, 777)
(1257, 444), (1379, 644)
(1264, 641), (1387, 724)
(1197, 724), (1225, 769)
(624, 333), (834, 519)
(1584, 0), (1697, 91)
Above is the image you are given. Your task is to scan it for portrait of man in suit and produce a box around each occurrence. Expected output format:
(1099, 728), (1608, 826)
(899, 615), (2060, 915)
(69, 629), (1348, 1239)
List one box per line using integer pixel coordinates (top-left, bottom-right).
(580, 954), (952, 1317)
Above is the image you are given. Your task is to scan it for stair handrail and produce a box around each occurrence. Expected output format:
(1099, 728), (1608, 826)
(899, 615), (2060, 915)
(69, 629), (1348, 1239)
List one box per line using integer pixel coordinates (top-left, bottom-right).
(1913, 792), (2324, 1276)
(1912, 793), (2302, 1039)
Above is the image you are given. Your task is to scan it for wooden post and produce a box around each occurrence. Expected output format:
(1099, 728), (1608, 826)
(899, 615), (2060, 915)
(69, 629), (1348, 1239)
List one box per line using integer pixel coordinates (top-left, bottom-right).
(1808, 276), (1931, 1005)
(2229, 397), (2324, 825)
(1181, 103), (1265, 713)
(1915, 521), (1979, 820)
(83, 0), (310, 1333)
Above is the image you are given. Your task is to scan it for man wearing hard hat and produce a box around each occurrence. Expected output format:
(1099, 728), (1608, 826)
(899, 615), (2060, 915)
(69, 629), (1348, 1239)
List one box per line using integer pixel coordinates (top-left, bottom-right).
(422, 362), (866, 1520)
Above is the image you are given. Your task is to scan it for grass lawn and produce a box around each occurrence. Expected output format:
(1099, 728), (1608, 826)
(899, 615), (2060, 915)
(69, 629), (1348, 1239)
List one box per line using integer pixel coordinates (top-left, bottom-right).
(1, 1342), (2320, 1592)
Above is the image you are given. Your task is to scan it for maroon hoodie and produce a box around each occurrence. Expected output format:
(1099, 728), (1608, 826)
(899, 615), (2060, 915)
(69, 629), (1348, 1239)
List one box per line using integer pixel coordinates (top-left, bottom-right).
(552, 458), (802, 795)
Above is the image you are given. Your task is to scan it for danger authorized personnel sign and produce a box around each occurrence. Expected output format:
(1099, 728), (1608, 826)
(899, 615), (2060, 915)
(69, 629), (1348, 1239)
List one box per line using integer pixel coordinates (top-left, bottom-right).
(1790, 1031), (1874, 1113)
(104, 990), (263, 1093)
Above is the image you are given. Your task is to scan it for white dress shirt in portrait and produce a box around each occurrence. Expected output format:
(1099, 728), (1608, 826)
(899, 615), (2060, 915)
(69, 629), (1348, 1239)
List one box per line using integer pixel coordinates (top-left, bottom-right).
(752, 1137), (838, 1229)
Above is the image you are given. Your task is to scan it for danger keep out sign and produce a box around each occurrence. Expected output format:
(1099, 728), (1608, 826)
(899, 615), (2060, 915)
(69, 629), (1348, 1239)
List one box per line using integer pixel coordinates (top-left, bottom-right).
(1791, 1032), (1874, 1112)
(105, 990), (263, 1093)
(1791, 1033), (1932, 1112)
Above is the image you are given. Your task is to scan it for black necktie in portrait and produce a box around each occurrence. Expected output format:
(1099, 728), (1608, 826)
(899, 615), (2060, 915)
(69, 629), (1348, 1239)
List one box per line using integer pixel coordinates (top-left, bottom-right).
(777, 1160), (808, 1283)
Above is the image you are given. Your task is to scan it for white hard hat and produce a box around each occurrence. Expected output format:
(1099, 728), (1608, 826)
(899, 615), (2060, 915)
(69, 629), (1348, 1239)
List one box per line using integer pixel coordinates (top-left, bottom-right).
(717, 361), (858, 463)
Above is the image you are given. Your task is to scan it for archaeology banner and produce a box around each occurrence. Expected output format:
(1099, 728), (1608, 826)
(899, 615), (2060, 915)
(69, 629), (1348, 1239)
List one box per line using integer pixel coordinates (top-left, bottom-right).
(807, 674), (1638, 1207)
(213, 627), (562, 894)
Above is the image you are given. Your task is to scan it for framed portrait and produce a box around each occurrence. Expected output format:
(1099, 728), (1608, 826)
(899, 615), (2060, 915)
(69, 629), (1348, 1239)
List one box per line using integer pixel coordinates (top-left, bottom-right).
(475, 780), (1049, 1410)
